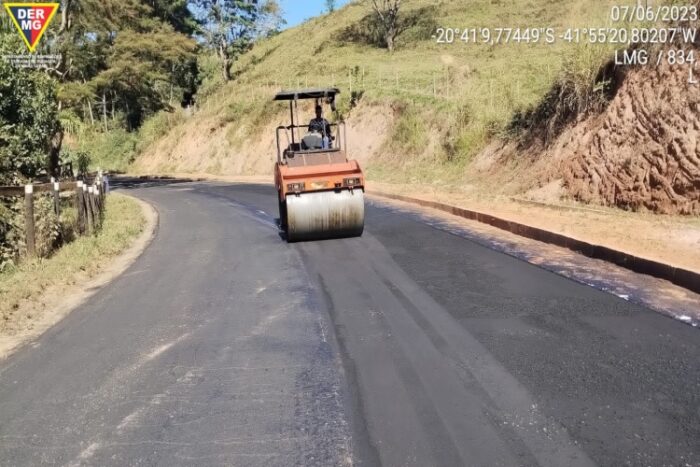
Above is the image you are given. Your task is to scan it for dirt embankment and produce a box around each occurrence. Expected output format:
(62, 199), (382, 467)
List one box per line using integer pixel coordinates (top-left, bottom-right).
(480, 61), (700, 215)
(134, 114), (279, 176)
(134, 101), (393, 176)
(565, 61), (699, 214)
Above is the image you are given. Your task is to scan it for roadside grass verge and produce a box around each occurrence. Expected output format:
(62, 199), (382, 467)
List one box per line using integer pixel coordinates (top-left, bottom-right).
(0, 193), (145, 334)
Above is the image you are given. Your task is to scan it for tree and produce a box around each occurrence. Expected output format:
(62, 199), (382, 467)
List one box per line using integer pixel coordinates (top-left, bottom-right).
(369, 0), (402, 52)
(0, 37), (59, 183)
(90, 27), (196, 128)
(149, 0), (199, 35)
(325, 0), (337, 13)
(49, 0), (198, 125)
(0, 0), (200, 179)
(194, 0), (260, 82)
(256, 0), (285, 38)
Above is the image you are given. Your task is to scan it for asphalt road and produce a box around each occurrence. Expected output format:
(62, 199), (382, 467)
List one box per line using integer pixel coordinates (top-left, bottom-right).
(0, 181), (698, 467)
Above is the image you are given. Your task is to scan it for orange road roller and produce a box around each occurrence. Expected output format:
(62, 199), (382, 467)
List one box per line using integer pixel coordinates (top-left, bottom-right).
(274, 88), (365, 242)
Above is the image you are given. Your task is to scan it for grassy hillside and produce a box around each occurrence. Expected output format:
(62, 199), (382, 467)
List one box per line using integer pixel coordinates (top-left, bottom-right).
(129, 0), (625, 186)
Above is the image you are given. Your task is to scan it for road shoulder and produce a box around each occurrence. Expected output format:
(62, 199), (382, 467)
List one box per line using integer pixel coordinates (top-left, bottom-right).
(0, 194), (158, 360)
(368, 181), (700, 276)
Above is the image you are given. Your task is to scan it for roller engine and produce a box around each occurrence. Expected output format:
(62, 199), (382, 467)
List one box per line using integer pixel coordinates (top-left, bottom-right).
(274, 88), (365, 242)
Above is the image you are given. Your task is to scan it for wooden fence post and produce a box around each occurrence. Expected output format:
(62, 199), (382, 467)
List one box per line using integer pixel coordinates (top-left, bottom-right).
(24, 184), (35, 258)
(52, 181), (60, 217)
(85, 185), (93, 235)
(77, 181), (85, 235)
(97, 173), (105, 210)
(91, 185), (98, 232)
(90, 185), (100, 230)
(94, 185), (103, 227)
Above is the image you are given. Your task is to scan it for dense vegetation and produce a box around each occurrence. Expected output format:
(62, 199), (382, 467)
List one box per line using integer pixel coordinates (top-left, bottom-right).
(0, 36), (59, 184)
(0, 0), (285, 182)
(0, 0), (282, 269)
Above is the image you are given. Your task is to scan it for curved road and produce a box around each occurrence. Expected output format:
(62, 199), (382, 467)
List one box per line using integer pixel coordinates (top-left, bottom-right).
(0, 181), (698, 467)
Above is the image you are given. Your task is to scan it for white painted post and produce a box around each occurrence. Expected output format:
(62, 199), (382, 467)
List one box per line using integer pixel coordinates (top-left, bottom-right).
(53, 181), (60, 217)
(24, 184), (35, 257)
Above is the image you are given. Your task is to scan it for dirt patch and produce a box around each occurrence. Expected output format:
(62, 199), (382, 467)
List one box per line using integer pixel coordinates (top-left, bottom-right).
(134, 114), (280, 176)
(0, 195), (158, 360)
(562, 61), (700, 214)
(134, 100), (395, 176)
(345, 102), (393, 165)
(482, 60), (700, 215)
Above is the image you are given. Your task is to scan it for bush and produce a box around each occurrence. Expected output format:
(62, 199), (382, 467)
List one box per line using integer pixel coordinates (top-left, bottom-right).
(33, 196), (61, 258)
(0, 199), (22, 272)
(390, 107), (428, 155)
(137, 110), (185, 152)
(0, 38), (60, 183)
(75, 129), (138, 172)
(0, 194), (68, 271)
(333, 6), (438, 50)
(508, 43), (622, 145)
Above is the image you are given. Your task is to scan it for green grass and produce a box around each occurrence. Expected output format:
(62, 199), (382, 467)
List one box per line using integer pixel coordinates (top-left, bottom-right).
(0, 193), (145, 330)
(390, 107), (428, 154)
(69, 109), (189, 173)
(183, 0), (628, 181)
(78, 0), (639, 181)
(74, 128), (138, 173)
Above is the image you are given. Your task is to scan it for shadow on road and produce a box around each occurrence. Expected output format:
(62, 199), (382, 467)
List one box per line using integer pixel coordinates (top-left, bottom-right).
(109, 176), (197, 190)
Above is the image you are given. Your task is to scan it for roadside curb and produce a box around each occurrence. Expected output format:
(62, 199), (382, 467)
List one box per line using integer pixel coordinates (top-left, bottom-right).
(368, 190), (700, 296)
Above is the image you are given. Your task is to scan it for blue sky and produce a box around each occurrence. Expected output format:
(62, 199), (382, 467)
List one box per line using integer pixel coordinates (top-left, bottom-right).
(279, 0), (351, 28)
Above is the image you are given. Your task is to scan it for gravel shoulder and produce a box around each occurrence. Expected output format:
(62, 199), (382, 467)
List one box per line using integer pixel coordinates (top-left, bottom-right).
(369, 181), (700, 274)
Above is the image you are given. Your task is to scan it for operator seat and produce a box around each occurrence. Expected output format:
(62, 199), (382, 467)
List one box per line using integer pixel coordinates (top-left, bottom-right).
(301, 133), (323, 150)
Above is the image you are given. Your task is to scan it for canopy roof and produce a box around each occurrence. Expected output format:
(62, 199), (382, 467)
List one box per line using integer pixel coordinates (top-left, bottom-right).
(274, 88), (340, 101)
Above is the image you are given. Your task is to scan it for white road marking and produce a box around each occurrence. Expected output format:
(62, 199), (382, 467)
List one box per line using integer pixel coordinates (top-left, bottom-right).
(143, 333), (191, 363)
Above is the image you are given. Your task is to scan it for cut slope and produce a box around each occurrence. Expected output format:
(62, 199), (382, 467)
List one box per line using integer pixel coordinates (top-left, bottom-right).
(135, 0), (617, 176)
(475, 56), (700, 215)
(562, 61), (700, 214)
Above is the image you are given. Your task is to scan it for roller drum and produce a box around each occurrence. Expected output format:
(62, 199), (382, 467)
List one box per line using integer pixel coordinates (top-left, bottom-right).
(286, 189), (365, 242)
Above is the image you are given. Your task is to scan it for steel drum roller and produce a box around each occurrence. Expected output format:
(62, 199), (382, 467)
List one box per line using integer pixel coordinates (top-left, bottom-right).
(286, 190), (365, 242)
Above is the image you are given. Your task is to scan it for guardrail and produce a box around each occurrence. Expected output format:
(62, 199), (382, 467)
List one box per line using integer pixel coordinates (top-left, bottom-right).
(0, 177), (107, 259)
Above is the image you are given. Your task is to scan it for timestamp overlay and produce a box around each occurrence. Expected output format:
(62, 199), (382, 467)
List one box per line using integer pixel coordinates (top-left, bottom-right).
(432, 4), (700, 84)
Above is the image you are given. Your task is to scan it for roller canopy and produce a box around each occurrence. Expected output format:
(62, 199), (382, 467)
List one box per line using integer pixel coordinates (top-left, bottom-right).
(274, 88), (341, 101)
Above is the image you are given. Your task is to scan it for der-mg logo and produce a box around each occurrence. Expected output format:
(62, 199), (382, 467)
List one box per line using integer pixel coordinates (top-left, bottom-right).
(3, 3), (59, 53)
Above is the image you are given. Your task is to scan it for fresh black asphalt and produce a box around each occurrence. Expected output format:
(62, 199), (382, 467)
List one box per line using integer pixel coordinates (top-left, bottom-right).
(0, 181), (697, 467)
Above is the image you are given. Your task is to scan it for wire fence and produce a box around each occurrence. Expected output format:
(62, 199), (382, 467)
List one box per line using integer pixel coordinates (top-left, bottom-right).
(243, 68), (460, 99)
(226, 63), (556, 114)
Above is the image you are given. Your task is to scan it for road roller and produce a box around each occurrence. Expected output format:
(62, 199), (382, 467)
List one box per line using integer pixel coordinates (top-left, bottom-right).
(274, 88), (365, 242)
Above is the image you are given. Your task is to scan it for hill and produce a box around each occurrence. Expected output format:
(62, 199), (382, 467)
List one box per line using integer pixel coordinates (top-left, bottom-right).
(129, 0), (699, 215)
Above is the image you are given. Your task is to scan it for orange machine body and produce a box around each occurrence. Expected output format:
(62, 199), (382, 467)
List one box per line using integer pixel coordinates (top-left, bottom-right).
(275, 151), (365, 200)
